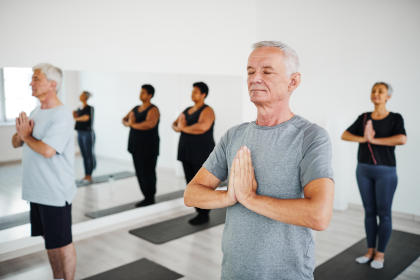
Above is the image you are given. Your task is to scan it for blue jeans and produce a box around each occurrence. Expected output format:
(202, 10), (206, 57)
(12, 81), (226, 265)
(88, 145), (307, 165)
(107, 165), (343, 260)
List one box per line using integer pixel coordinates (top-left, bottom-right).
(356, 163), (397, 253)
(77, 130), (96, 176)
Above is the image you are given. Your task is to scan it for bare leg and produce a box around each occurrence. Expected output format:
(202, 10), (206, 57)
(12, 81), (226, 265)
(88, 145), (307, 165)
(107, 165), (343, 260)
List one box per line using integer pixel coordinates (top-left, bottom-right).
(47, 243), (76, 280)
(47, 248), (63, 279)
(364, 248), (375, 258)
(374, 251), (385, 261)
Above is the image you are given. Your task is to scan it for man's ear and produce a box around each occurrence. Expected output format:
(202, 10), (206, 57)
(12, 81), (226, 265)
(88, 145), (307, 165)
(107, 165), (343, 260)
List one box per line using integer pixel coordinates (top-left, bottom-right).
(288, 72), (301, 92)
(50, 80), (57, 92)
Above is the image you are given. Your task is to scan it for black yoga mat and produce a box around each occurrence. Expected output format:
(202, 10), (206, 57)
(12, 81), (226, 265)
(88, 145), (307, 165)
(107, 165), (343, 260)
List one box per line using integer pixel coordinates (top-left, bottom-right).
(0, 211), (29, 230)
(83, 258), (183, 280)
(76, 171), (135, 187)
(85, 190), (185, 219)
(129, 208), (226, 244)
(314, 230), (420, 280)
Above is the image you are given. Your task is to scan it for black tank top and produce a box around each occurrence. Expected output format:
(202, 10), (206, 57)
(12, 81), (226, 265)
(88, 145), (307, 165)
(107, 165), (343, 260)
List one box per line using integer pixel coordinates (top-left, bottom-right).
(128, 104), (160, 156)
(177, 104), (215, 164)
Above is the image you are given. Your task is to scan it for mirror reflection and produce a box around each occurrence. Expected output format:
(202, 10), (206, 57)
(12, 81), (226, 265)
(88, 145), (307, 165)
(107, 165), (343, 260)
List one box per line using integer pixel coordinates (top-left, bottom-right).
(0, 66), (243, 232)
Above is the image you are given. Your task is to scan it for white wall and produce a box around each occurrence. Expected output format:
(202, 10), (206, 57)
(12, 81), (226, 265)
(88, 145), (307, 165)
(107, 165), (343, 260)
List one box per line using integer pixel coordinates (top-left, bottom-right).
(77, 71), (243, 168)
(256, 0), (420, 215)
(0, 0), (256, 76)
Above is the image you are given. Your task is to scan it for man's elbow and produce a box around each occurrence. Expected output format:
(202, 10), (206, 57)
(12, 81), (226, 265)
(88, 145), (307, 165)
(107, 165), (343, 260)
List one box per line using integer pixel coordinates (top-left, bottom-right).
(43, 148), (56, 158)
(310, 211), (332, 231)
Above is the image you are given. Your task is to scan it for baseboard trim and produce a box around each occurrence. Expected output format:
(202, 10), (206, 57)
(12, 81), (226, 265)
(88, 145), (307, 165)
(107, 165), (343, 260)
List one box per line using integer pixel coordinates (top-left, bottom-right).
(348, 203), (420, 223)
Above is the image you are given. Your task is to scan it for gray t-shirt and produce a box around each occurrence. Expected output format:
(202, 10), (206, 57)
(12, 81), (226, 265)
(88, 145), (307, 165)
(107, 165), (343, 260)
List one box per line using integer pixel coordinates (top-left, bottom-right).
(22, 105), (76, 206)
(203, 115), (333, 280)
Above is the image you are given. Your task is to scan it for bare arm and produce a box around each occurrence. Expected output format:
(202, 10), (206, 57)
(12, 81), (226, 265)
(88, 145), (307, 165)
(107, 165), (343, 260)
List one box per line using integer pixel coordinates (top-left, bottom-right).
(242, 178), (334, 231)
(232, 146), (334, 231)
(172, 115), (181, 132)
(122, 111), (131, 127)
(184, 167), (237, 209)
(23, 136), (56, 158)
(16, 112), (56, 158)
(129, 107), (160, 130)
(370, 134), (407, 146)
(12, 133), (23, 148)
(74, 114), (90, 122)
(180, 107), (215, 135)
(341, 130), (366, 143)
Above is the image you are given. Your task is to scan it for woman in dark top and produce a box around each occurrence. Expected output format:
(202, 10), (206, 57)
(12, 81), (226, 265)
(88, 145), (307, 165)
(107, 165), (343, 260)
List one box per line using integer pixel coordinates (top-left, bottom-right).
(173, 82), (215, 225)
(123, 84), (160, 207)
(73, 91), (96, 184)
(342, 82), (407, 269)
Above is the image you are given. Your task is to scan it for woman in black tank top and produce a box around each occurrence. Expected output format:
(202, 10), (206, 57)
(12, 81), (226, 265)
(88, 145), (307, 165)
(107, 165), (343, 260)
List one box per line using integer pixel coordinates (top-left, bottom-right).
(123, 84), (160, 207)
(172, 82), (215, 225)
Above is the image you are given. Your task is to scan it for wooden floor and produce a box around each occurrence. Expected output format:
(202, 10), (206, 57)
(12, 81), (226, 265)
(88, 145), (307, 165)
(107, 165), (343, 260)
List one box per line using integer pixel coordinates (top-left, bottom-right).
(0, 204), (419, 279)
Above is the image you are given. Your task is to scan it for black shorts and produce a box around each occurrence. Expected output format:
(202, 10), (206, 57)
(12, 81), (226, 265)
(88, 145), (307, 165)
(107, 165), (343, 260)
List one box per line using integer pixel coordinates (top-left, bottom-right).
(30, 202), (73, 250)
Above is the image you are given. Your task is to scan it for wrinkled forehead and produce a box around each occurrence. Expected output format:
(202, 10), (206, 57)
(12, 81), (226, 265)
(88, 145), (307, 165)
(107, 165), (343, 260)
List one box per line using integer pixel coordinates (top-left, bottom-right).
(247, 47), (285, 69)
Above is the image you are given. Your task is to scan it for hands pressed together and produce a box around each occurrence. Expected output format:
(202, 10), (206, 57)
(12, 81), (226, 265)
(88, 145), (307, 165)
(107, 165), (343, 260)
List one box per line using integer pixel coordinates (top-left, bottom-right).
(172, 113), (186, 132)
(226, 146), (258, 206)
(364, 120), (376, 143)
(16, 112), (34, 141)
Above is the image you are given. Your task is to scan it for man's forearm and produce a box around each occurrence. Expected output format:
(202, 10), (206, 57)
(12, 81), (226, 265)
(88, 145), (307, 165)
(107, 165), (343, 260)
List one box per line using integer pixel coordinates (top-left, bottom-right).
(242, 194), (331, 231)
(184, 183), (232, 209)
(23, 136), (56, 158)
(12, 133), (23, 148)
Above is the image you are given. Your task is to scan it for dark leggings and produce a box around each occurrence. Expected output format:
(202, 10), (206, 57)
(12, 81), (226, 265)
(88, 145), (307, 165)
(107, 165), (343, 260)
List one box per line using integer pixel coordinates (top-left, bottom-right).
(77, 130), (96, 176)
(132, 152), (158, 201)
(182, 161), (210, 216)
(356, 163), (397, 253)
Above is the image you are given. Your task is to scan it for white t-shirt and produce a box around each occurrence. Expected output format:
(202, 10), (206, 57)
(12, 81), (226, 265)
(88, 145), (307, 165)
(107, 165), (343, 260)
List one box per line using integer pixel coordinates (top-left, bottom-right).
(22, 105), (76, 206)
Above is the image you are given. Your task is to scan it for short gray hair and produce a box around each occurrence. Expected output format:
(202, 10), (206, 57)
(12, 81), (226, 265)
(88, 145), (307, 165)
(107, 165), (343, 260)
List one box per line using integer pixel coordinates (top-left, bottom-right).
(252, 41), (300, 76)
(372, 81), (393, 96)
(33, 63), (63, 92)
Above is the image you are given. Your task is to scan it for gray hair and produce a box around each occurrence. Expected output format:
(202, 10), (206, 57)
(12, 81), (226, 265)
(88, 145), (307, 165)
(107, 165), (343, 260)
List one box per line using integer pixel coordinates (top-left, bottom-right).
(372, 81), (393, 96)
(32, 63), (63, 92)
(252, 41), (300, 76)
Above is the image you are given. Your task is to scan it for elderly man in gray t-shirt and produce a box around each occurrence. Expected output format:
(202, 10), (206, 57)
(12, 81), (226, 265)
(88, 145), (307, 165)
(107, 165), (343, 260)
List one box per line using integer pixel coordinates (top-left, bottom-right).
(12, 63), (76, 280)
(184, 41), (334, 280)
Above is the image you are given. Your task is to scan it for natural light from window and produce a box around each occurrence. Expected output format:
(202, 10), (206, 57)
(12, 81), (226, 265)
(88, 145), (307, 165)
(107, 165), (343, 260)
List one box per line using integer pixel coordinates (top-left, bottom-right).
(3, 67), (38, 121)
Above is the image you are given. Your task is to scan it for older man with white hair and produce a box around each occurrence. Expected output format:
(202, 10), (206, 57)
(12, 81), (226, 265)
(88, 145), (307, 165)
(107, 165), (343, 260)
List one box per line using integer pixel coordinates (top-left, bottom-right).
(184, 41), (335, 279)
(12, 63), (76, 280)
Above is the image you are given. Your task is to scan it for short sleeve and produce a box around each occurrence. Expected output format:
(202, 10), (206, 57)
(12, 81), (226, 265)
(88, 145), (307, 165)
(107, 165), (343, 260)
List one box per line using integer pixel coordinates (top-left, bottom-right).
(42, 110), (73, 154)
(203, 131), (229, 181)
(299, 125), (334, 188)
(346, 114), (364, 136)
(392, 113), (406, 136)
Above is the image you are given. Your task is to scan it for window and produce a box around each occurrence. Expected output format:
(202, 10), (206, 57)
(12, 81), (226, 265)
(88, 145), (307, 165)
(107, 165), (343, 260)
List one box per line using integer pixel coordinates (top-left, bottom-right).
(0, 67), (38, 124)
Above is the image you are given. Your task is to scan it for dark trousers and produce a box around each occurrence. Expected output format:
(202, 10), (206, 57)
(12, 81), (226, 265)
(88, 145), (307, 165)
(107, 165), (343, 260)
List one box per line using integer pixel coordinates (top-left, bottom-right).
(132, 152), (158, 201)
(182, 161), (210, 216)
(77, 130), (96, 176)
(356, 163), (398, 253)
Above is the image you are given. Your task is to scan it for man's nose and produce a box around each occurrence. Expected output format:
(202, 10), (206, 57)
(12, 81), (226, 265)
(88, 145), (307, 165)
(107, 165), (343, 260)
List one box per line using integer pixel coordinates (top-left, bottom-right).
(249, 72), (263, 84)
